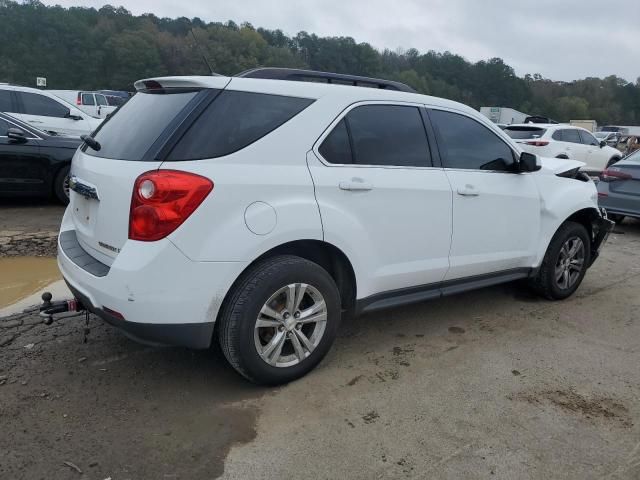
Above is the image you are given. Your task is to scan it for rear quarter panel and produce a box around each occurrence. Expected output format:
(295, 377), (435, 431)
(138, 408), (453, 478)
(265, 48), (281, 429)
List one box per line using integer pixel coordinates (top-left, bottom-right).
(162, 97), (340, 262)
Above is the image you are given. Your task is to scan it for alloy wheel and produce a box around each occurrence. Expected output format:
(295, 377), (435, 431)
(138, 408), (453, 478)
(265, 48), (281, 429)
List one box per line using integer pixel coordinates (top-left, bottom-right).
(554, 236), (585, 290)
(254, 283), (327, 368)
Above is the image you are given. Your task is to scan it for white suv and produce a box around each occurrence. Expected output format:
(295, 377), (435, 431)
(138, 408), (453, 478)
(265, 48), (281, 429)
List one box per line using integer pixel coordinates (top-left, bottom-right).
(0, 84), (102, 136)
(56, 69), (613, 384)
(504, 124), (622, 173)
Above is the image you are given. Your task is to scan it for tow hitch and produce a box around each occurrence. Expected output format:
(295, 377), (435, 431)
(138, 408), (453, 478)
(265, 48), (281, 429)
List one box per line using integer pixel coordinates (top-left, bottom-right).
(39, 292), (85, 324)
(39, 292), (92, 342)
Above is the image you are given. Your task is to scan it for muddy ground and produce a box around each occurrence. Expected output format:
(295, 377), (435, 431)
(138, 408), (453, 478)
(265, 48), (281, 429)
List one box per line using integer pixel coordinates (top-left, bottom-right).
(1, 202), (639, 479)
(0, 199), (64, 257)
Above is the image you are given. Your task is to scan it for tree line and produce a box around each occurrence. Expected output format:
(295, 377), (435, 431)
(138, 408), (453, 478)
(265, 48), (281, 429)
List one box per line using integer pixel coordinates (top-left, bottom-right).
(1, 0), (639, 125)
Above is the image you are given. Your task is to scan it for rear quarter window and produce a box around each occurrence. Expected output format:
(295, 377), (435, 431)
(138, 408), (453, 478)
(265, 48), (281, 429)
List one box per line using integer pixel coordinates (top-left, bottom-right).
(167, 91), (314, 161)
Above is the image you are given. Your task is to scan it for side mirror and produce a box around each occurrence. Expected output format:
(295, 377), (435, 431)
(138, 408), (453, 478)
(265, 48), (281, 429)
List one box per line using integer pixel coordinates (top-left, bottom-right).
(599, 140), (606, 148)
(519, 152), (541, 172)
(64, 109), (83, 121)
(7, 127), (27, 143)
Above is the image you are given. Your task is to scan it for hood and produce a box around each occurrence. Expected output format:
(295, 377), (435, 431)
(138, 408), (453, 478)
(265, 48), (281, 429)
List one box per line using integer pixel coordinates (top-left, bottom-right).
(537, 156), (585, 175)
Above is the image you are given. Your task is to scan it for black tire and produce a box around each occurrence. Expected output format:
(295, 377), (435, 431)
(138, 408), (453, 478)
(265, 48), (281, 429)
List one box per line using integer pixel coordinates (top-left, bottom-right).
(218, 255), (341, 385)
(529, 221), (591, 300)
(608, 213), (625, 224)
(53, 165), (70, 205)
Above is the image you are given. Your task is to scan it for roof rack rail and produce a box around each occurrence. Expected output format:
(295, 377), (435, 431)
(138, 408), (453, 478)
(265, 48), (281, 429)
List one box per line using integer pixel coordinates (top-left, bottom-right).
(236, 67), (416, 93)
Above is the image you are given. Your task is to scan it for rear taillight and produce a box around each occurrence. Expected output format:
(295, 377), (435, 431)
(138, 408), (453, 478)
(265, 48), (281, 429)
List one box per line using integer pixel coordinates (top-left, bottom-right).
(76, 93), (82, 105)
(525, 140), (549, 147)
(129, 170), (213, 241)
(601, 168), (632, 182)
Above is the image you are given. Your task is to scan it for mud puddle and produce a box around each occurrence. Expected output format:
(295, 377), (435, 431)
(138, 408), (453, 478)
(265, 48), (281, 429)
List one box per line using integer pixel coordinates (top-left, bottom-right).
(0, 257), (62, 313)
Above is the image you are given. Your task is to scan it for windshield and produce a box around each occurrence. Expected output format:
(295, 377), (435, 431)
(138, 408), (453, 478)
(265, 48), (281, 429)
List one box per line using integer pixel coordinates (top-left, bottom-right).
(504, 126), (547, 139)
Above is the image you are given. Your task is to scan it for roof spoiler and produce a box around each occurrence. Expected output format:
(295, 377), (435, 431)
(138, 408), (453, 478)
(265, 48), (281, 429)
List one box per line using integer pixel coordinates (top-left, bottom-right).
(236, 67), (416, 93)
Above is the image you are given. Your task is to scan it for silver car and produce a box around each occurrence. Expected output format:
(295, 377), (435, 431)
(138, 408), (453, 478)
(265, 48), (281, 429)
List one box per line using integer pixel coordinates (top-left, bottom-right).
(598, 150), (640, 223)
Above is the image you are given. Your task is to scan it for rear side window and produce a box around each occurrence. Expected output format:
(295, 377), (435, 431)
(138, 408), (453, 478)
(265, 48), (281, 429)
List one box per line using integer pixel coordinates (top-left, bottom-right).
(318, 105), (431, 167)
(19, 92), (69, 118)
(0, 90), (13, 112)
(167, 91), (314, 160)
(0, 118), (8, 136)
(96, 95), (107, 106)
(347, 105), (430, 167)
(504, 127), (546, 139)
(82, 93), (95, 106)
(552, 130), (563, 141)
(430, 109), (515, 171)
(86, 90), (200, 160)
(561, 129), (581, 144)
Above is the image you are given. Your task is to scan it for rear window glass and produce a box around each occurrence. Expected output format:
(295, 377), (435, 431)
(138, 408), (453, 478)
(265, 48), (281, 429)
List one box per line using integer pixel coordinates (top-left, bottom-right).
(504, 127), (546, 139)
(167, 91), (314, 160)
(82, 94), (95, 106)
(85, 90), (200, 160)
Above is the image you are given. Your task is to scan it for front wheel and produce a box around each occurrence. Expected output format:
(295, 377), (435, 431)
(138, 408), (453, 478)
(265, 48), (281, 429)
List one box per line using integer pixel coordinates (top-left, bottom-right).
(529, 221), (591, 300)
(218, 255), (341, 385)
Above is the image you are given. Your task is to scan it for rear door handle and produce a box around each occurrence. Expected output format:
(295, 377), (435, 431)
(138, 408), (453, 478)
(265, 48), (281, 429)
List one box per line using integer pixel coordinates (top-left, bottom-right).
(339, 181), (373, 191)
(457, 185), (479, 197)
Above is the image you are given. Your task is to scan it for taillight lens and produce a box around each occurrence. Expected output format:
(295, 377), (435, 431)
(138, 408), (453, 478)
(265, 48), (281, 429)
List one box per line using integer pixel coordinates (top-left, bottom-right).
(76, 93), (82, 105)
(601, 168), (632, 182)
(129, 170), (213, 241)
(525, 140), (549, 147)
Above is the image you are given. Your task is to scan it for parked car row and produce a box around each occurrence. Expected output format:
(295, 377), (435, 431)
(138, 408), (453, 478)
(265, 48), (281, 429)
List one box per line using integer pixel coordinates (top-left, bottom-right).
(0, 84), (102, 136)
(48, 90), (119, 119)
(503, 123), (621, 173)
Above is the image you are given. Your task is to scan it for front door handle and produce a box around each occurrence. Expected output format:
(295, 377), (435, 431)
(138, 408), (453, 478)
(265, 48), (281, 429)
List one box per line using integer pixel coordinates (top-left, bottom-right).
(339, 181), (373, 192)
(457, 185), (479, 197)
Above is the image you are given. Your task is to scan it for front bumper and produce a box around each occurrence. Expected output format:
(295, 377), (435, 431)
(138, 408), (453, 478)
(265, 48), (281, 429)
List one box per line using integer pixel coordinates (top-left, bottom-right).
(588, 208), (615, 267)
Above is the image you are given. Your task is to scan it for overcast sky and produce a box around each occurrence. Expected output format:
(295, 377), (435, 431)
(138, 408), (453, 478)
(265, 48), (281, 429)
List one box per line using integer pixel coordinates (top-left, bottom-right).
(45, 0), (639, 82)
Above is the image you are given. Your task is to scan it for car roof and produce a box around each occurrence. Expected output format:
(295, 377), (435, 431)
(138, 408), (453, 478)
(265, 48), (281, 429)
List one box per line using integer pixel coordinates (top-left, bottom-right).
(134, 75), (480, 118)
(0, 84), (80, 108)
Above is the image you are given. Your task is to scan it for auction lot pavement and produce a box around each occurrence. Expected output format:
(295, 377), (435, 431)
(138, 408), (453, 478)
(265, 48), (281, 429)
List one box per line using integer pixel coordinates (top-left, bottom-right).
(1, 203), (639, 480)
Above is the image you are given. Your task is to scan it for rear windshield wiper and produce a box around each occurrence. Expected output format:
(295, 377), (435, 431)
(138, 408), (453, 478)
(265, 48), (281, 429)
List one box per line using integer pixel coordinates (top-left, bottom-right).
(81, 135), (101, 151)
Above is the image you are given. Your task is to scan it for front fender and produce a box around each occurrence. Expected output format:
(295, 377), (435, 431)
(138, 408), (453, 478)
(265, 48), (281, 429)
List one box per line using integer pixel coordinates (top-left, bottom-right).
(533, 174), (601, 266)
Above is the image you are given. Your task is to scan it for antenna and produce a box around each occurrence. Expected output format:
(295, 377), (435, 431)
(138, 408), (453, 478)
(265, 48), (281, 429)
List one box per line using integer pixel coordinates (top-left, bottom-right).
(190, 28), (217, 76)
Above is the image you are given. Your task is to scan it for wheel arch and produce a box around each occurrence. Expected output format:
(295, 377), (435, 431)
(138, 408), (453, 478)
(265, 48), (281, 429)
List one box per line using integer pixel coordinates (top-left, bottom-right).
(215, 240), (358, 329)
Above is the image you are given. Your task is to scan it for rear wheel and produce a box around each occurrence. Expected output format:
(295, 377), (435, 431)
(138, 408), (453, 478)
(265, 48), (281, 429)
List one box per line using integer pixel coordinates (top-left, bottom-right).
(53, 165), (70, 205)
(529, 221), (591, 300)
(218, 255), (341, 385)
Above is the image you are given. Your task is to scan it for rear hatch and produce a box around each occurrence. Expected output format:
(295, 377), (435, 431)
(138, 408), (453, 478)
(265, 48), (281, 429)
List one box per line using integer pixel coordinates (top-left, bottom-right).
(69, 77), (230, 265)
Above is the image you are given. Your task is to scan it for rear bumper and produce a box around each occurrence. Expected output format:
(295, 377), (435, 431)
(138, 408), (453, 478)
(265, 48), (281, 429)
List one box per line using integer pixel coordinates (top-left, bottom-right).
(57, 218), (247, 349)
(65, 280), (214, 348)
